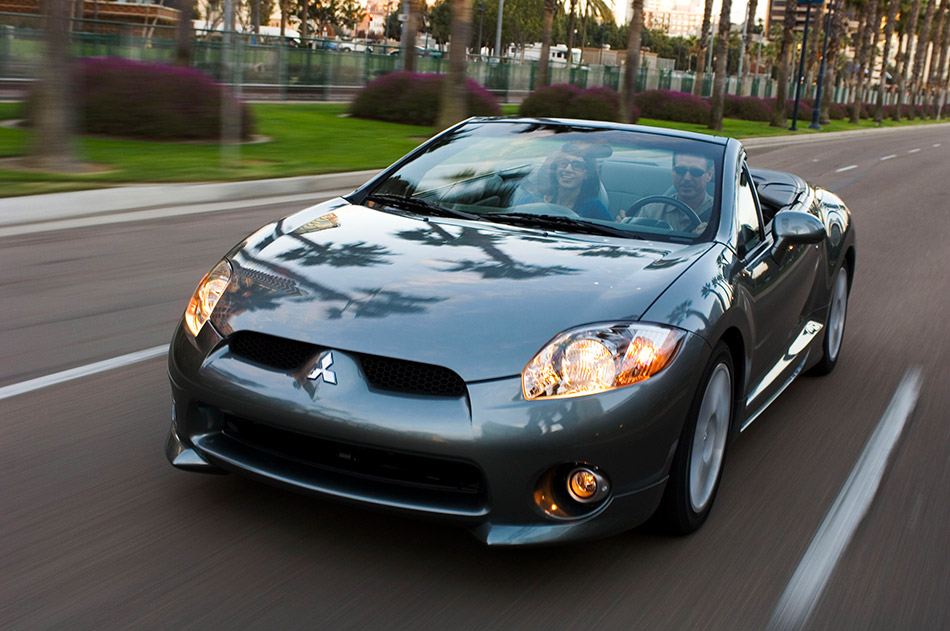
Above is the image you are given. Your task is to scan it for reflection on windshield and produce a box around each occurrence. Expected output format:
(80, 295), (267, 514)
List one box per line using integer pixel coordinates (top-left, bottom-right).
(365, 122), (725, 243)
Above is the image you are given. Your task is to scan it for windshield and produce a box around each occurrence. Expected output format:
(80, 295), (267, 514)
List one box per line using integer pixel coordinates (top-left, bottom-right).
(361, 121), (725, 243)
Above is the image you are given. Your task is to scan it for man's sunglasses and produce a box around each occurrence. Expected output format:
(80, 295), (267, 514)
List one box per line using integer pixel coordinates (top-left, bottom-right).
(673, 166), (708, 178)
(555, 159), (588, 170)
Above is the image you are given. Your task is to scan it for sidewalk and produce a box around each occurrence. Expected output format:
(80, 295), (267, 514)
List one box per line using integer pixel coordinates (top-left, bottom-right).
(0, 170), (379, 228)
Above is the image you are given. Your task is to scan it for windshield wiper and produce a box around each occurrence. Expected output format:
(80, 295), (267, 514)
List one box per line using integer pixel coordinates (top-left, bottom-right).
(365, 193), (483, 222)
(486, 212), (639, 239)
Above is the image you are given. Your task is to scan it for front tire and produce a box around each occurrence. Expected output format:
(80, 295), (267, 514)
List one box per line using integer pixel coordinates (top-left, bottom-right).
(657, 343), (734, 535)
(810, 264), (849, 376)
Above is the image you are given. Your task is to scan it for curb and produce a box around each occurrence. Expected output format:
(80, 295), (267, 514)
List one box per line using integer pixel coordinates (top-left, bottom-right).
(0, 170), (379, 227)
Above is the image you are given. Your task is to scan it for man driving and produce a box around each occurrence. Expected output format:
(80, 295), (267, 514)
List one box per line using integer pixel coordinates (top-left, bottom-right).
(632, 152), (714, 233)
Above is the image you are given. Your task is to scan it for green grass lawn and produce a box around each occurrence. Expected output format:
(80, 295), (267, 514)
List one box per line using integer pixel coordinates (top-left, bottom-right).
(0, 101), (945, 197)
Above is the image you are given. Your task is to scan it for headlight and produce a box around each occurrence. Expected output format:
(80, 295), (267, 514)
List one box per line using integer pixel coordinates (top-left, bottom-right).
(522, 323), (684, 400)
(183, 259), (232, 337)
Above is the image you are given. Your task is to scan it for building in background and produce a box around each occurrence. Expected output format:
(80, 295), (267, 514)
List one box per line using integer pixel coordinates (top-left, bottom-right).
(642, 0), (709, 37)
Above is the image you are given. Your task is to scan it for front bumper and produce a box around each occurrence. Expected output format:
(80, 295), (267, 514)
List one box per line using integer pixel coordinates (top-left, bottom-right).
(166, 321), (710, 545)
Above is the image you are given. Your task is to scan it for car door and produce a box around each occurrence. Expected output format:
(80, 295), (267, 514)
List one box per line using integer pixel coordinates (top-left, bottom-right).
(734, 161), (821, 423)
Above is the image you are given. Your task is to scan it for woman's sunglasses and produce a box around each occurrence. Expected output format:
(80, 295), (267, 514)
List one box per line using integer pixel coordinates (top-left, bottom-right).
(555, 159), (588, 171)
(673, 166), (708, 178)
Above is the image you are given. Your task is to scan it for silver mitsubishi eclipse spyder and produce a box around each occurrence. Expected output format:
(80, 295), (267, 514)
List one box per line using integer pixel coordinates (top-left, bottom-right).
(166, 118), (855, 545)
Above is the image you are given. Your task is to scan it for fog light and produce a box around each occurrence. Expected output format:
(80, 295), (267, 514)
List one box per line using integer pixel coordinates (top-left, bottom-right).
(567, 466), (609, 503)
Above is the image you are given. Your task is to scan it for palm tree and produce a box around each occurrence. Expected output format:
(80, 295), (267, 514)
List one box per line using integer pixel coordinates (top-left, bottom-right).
(864, 0), (884, 115)
(567, 0), (578, 66)
(936, 0), (950, 116)
(708, 0), (733, 130)
(910, 0), (936, 117)
(850, 0), (876, 124)
(805, 0), (826, 88)
(404, 0), (423, 71)
(693, 0), (715, 96)
(895, 0), (923, 119)
(925, 0), (948, 115)
(436, 0), (473, 130)
(27, 0), (77, 171)
(174, 0), (194, 66)
(876, 0), (902, 122)
(771, 0), (798, 127)
(537, 0), (560, 87)
(621, 0), (645, 122)
(819, 4), (848, 124)
(740, 0), (760, 88)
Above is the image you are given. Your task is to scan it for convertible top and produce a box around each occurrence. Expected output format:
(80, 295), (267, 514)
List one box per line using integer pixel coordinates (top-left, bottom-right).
(749, 168), (807, 211)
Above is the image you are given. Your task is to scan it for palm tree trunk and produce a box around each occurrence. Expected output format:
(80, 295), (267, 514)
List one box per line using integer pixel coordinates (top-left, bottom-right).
(621, 0), (644, 122)
(741, 0), (759, 89)
(820, 5), (847, 125)
(936, 0), (950, 116)
(693, 0), (714, 96)
(899, 0), (923, 118)
(566, 0), (577, 68)
(876, 0), (901, 122)
(866, 2), (882, 115)
(27, 0), (78, 171)
(850, 1), (874, 123)
(772, 0), (797, 127)
(806, 0), (825, 90)
(925, 0), (948, 116)
(708, 0), (732, 130)
(404, 0), (421, 71)
(174, 0), (194, 66)
(538, 0), (556, 87)
(436, 0), (473, 130)
(911, 0), (937, 116)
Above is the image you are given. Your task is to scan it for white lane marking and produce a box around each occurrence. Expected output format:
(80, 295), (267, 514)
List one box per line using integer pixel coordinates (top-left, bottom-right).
(0, 345), (169, 401)
(880, 155), (897, 161)
(835, 165), (857, 173)
(935, 144), (942, 147)
(908, 148), (921, 153)
(767, 367), (923, 631)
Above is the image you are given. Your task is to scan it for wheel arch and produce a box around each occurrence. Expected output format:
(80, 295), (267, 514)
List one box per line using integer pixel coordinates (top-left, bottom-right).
(844, 245), (856, 290)
(714, 326), (746, 441)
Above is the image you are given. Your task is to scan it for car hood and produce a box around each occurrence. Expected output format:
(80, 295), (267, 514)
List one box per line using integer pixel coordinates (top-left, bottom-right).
(213, 201), (711, 381)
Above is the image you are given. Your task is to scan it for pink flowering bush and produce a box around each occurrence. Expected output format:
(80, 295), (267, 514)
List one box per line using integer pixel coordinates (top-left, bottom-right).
(518, 84), (638, 123)
(39, 57), (255, 140)
(350, 71), (501, 126)
(634, 89), (710, 124)
(722, 95), (772, 121)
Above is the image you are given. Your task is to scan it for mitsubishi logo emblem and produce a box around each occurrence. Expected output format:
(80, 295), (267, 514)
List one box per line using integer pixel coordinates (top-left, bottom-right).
(307, 351), (337, 384)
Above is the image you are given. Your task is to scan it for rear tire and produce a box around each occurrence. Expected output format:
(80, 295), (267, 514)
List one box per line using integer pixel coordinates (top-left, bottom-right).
(657, 343), (734, 535)
(810, 264), (849, 376)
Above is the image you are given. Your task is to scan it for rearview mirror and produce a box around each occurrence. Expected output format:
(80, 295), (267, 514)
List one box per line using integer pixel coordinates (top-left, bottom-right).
(772, 210), (825, 255)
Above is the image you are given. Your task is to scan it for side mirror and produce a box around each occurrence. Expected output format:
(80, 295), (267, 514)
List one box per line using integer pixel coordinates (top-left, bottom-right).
(772, 210), (825, 255)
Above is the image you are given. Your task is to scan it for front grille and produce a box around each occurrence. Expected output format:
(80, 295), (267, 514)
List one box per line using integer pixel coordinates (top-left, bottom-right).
(360, 355), (466, 397)
(228, 331), (466, 397)
(222, 415), (485, 496)
(229, 331), (320, 371)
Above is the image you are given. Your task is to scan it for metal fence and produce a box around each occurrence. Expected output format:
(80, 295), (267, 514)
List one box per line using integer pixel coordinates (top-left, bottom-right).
(0, 11), (792, 103)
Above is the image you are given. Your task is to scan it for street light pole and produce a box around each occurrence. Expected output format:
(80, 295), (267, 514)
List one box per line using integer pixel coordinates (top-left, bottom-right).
(477, 2), (485, 60)
(494, 0), (505, 61)
(810, 0), (833, 130)
(791, 0), (814, 131)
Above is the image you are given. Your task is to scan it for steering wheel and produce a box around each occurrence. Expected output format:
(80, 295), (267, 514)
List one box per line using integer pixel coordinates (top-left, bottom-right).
(626, 196), (703, 231)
